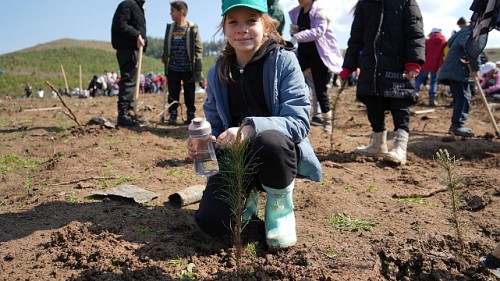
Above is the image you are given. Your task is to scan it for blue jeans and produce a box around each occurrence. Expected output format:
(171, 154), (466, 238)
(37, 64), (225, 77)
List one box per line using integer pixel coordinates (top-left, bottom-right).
(449, 80), (471, 127)
(415, 71), (438, 97)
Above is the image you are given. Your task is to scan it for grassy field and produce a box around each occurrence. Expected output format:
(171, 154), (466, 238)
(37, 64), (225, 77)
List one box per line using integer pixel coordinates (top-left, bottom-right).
(0, 39), (215, 98)
(1, 38), (499, 98)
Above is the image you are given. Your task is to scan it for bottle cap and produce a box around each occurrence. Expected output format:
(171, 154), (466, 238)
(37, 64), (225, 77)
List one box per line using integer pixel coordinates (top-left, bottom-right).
(188, 117), (211, 136)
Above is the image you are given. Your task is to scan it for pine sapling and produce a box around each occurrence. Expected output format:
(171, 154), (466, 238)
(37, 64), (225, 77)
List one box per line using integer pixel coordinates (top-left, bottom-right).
(435, 149), (465, 258)
(217, 126), (258, 275)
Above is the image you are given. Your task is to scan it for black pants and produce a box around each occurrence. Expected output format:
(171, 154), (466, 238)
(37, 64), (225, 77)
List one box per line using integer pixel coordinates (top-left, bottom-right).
(299, 51), (332, 113)
(194, 130), (298, 236)
(359, 96), (413, 133)
(167, 70), (196, 114)
(116, 49), (138, 116)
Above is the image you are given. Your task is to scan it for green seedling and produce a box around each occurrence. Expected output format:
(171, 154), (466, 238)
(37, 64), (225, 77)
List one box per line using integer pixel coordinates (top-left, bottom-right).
(395, 197), (431, 206)
(435, 149), (465, 259)
(64, 194), (78, 204)
(366, 185), (378, 192)
(176, 263), (196, 281)
(169, 257), (186, 267)
(329, 212), (375, 232)
(325, 249), (346, 259)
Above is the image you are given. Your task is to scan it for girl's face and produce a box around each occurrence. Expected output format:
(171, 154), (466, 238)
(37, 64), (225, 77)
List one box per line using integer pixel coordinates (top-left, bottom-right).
(224, 7), (266, 59)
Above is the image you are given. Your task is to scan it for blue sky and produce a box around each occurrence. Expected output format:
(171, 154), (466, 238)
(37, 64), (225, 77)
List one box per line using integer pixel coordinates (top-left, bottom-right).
(1, 0), (499, 56)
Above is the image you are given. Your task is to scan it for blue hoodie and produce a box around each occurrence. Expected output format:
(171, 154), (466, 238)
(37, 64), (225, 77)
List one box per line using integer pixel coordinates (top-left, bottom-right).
(203, 47), (322, 182)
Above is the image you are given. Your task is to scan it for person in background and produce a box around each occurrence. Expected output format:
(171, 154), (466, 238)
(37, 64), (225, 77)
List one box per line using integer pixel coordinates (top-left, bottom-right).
(414, 27), (447, 107)
(438, 19), (480, 137)
(267, 0), (285, 35)
(162, 1), (203, 125)
(289, 0), (343, 132)
(189, 0), (321, 249)
(111, 0), (147, 127)
(338, 0), (425, 166)
(23, 83), (33, 99)
(37, 88), (44, 99)
(479, 61), (500, 96)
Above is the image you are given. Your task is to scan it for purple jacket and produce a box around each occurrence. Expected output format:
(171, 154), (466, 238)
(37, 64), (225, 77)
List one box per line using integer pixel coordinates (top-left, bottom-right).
(289, 1), (343, 73)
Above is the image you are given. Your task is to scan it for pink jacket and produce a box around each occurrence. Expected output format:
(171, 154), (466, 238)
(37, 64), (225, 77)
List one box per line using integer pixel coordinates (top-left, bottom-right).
(481, 71), (500, 94)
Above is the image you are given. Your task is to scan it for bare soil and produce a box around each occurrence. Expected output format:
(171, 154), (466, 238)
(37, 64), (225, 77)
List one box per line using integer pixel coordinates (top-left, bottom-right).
(0, 87), (499, 281)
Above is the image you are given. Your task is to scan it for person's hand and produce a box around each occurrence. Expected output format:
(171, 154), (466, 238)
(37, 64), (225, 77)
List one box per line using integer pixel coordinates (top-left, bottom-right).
(187, 135), (216, 159)
(137, 35), (145, 49)
(470, 71), (479, 79)
(215, 126), (255, 149)
(338, 68), (352, 82)
(404, 63), (420, 80)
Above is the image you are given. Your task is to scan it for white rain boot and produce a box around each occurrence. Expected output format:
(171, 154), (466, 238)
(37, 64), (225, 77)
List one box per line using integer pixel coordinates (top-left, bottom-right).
(242, 189), (258, 222)
(354, 130), (388, 157)
(263, 180), (296, 249)
(383, 129), (409, 165)
(322, 111), (332, 133)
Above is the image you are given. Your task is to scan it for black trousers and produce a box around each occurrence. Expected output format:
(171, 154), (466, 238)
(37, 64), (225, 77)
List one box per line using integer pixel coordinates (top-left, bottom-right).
(299, 50), (332, 113)
(167, 70), (196, 114)
(359, 96), (413, 133)
(116, 49), (138, 116)
(194, 130), (298, 236)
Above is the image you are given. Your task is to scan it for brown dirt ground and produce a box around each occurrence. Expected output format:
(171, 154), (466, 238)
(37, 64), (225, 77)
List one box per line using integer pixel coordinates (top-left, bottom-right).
(0, 86), (499, 281)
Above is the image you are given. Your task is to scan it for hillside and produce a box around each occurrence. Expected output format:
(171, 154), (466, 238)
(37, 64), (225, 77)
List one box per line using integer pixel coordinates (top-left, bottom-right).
(0, 39), (164, 97)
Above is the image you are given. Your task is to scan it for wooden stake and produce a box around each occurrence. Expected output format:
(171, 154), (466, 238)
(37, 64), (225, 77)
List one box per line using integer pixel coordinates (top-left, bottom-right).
(134, 45), (144, 116)
(61, 65), (69, 93)
(23, 107), (62, 112)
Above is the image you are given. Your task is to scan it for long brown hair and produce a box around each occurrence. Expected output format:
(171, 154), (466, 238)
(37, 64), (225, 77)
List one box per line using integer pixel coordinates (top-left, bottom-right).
(216, 12), (285, 83)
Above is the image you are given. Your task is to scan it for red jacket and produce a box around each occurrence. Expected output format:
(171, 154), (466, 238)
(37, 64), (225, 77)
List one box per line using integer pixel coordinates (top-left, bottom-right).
(421, 32), (447, 73)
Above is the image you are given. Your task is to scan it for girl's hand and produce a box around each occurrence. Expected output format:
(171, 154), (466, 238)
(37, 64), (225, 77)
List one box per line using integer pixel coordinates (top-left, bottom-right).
(187, 135), (217, 158)
(215, 125), (255, 149)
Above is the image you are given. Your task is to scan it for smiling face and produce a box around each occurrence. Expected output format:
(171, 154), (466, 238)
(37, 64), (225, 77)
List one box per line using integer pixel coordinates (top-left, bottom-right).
(224, 7), (267, 63)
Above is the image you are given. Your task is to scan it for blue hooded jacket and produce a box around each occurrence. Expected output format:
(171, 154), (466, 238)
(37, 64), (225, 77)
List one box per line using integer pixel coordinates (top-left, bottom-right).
(203, 47), (322, 182)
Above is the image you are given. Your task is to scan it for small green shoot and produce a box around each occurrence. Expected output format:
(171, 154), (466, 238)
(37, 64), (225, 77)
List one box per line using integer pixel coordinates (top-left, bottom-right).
(64, 194), (78, 204)
(169, 257), (186, 267)
(325, 249), (346, 259)
(245, 241), (261, 258)
(176, 263), (196, 281)
(394, 197), (431, 206)
(342, 185), (351, 193)
(366, 185), (378, 192)
(329, 212), (375, 232)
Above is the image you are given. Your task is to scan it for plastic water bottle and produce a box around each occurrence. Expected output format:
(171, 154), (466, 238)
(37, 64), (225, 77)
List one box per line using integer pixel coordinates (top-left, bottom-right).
(188, 117), (219, 176)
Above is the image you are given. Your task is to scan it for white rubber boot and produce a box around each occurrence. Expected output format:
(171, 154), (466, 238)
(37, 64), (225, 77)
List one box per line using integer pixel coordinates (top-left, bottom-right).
(322, 111), (332, 133)
(383, 129), (409, 165)
(263, 180), (296, 249)
(354, 130), (388, 157)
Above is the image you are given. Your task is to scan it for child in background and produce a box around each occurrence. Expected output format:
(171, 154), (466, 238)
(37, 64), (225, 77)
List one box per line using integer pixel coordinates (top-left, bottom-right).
(339, 0), (425, 165)
(188, 0), (321, 249)
(479, 61), (500, 96)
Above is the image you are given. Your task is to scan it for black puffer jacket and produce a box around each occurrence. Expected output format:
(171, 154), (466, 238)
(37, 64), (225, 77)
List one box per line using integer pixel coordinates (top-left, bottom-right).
(111, 0), (147, 51)
(342, 0), (424, 100)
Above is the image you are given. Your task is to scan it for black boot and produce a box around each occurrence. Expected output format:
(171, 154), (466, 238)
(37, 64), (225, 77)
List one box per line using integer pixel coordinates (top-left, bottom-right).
(185, 112), (195, 125)
(117, 104), (139, 127)
(117, 115), (140, 127)
(168, 110), (178, 125)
